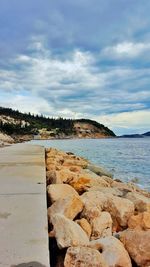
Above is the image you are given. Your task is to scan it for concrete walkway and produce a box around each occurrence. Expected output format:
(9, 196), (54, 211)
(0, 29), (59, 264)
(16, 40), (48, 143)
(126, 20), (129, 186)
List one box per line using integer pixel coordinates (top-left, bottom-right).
(0, 144), (50, 267)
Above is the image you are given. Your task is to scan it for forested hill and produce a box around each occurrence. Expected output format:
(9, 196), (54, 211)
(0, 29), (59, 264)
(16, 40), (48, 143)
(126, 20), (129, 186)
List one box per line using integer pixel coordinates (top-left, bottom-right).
(0, 107), (115, 139)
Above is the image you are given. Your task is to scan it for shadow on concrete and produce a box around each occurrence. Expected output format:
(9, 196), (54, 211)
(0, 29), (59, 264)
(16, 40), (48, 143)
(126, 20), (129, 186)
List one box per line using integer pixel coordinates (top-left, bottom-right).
(11, 262), (47, 267)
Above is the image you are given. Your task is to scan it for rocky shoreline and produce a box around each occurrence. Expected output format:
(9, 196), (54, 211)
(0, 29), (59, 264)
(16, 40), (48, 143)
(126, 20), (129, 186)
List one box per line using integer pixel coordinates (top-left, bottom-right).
(45, 147), (150, 267)
(0, 132), (33, 148)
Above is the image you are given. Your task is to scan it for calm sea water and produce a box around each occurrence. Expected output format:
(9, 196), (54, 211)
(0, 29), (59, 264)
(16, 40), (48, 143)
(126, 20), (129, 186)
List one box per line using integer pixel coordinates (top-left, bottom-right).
(28, 138), (150, 191)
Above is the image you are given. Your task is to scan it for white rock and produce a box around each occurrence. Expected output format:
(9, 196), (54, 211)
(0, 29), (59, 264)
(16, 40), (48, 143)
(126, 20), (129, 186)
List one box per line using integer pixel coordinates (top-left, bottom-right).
(52, 214), (89, 249)
(107, 195), (135, 227)
(48, 195), (83, 222)
(91, 212), (112, 240)
(90, 236), (132, 267)
(125, 191), (150, 212)
(47, 184), (79, 203)
(64, 246), (108, 267)
(81, 191), (107, 220)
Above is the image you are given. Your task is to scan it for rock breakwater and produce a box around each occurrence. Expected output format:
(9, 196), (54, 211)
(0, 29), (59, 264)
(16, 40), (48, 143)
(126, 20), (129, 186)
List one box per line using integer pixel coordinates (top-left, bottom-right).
(45, 147), (150, 267)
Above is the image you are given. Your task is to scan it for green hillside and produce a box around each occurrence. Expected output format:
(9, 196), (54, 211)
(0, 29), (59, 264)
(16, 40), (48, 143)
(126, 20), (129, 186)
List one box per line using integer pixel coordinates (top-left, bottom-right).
(0, 107), (115, 137)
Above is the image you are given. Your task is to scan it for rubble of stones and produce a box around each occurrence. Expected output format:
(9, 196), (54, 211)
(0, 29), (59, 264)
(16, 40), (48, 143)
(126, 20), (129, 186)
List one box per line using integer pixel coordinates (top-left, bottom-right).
(46, 147), (150, 267)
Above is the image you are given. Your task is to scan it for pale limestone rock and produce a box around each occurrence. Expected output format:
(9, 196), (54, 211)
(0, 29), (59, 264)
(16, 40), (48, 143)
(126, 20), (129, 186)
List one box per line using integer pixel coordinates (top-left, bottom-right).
(81, 191), (134, 227)
(137, 189), (150, 198)
(48, 195), (83, 222)
(47, 168), (78, 184)
(128, 211), (150, 230)
(81, 191), (107, 220)
(64, 246), (108, 267)
(82, 169), (112, 186)
(120, 229), (150, 267)
(47, 164), (60, 171)
(90, 212), (112, 240)
(87, 186), (123, 197)
(99, 176), (114, 185)
(46, 156), (64, 166)
(46, 148), (67, 158)
(63, 158), (88, 168)
(46, 160), (62, 171)
(87, 163), (113, 178)
(57, 168), (78, 183)
(67, 172), (110, 194)
(46, 158), (59, 166)
(47, 184), (79, 203)
(69, 165), (82, 172)
(51, 214), (89, 249)
(75, 218), (92, 238)
(111, 181), (134, 192)
(125, 192), (150, 212)
(90, 236), (132, 267)
(67, 175), (91, 194)
(107, 195), (134, 227)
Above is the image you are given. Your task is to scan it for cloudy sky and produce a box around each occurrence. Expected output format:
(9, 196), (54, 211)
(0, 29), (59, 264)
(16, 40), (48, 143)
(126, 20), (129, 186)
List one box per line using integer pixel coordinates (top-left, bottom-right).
(0, 0), (150, 135)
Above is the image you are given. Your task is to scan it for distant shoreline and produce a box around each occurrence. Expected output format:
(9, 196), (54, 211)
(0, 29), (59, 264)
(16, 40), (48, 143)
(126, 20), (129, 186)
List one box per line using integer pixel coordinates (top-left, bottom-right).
(2, 134), (150, 149)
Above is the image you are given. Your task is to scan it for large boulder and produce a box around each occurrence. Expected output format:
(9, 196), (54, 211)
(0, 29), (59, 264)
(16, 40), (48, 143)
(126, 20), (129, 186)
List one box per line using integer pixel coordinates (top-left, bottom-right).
(48, 195), (83, 222)
(90, 212), (112, 240)
(57, 168), (78, 183)
(90, 236), (132, 267)
(69, 165), (82, 172)
(81, 191), (134, 227)
(47, 169), (78, 185)
(81, 191), (107, 220)
(46, 164), (61, 171)
(46, 156), (64, 165)
(63, 158), (88, 168)
(128, 211), (150, 230)
(46, 148), (67, 158)
(47, 184), (79, 203)
(107, 195), (135, 227)
(68, 173), (110, 194)
(125, 192), (150, 212)
(120, 229), (150, 267)
(87, 164), (113, 178)
(67, 174), (92, 194)
(46, 153), (66, 171)
(75, 218), (92, 238)
(64, 246), (108, 267)
(51, 214), (89, 249)
(87, 186), (123, 197)
(111, 181), (136, 193)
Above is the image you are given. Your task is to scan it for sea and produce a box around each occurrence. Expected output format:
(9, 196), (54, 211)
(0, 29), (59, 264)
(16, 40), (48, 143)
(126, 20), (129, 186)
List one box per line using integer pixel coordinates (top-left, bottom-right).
(28, 138), (150, 191)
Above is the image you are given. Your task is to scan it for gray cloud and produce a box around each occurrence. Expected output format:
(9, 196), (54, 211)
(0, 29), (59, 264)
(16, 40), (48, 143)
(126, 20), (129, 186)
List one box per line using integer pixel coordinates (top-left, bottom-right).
(0, 0), (150, 134)
(0, 41), (150, 117)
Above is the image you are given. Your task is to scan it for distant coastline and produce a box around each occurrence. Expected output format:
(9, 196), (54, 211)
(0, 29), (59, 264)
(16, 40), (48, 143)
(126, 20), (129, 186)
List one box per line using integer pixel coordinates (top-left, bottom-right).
(119, 131), (150, 138)
(0, 106), (115, 147)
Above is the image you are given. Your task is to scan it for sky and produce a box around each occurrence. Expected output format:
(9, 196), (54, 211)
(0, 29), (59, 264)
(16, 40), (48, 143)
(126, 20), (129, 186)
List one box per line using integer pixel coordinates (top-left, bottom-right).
(0, 0), (150, 135)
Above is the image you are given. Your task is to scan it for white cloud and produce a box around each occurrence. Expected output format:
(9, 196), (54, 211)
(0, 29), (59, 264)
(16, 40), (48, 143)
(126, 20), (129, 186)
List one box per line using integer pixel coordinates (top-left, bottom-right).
(97, 109), (150, 133)
(0, 40), (137, 99)
(0, 94), (51, 115)
(102, 42), (150, 58)
(0, 40), (150, 134)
